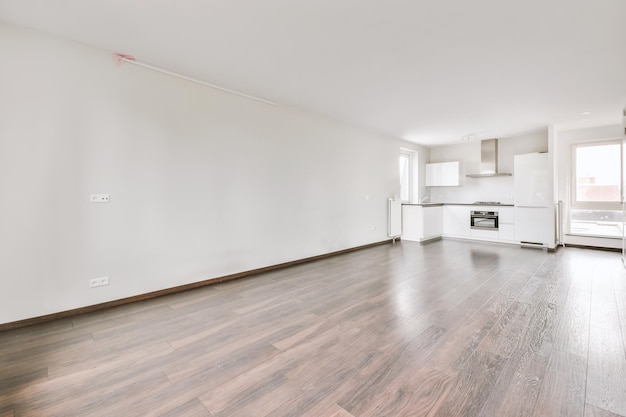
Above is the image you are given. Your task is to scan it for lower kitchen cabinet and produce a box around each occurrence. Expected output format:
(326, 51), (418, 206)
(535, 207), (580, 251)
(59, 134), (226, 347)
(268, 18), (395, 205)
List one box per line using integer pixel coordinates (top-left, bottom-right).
(498, 206), (515, 223)
(498, 224), (516, 241)
(515, 207), (552, 247)
(497, 207), (516, 242)
(407, 204), (519, 245)
(470, 228), (499, 240)
(402, 205), (421, 241)
(402, 205), (443, 242)
(423, 206), (444, 239)
(444, 205), (471, 237)
(444, 204), (517, 244)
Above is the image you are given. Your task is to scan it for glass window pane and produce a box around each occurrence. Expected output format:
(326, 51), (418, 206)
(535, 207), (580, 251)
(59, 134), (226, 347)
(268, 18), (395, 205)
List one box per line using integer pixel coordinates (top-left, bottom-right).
(569, 141), (622, 238)
(399, 154), (410, 201)
(570, 209), (623, 237)
(575, 143), (621, 203)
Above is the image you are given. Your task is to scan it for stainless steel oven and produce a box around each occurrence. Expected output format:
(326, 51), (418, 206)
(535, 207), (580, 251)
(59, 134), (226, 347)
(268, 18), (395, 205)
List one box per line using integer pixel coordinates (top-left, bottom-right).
(470, 210), (499, 230)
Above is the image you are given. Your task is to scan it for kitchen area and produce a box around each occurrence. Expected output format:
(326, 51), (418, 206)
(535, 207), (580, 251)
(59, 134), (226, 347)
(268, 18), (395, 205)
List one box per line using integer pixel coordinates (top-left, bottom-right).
(401, 131), (555, 249)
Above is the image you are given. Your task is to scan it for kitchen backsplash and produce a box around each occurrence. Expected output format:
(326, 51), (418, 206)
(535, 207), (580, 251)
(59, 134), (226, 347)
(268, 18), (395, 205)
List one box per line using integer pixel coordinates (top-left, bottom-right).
(429, 176), (514, 204)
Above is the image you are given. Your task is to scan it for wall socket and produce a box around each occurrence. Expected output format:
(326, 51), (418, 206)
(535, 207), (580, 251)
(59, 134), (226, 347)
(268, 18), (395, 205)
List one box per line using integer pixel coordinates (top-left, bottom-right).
(90, 194), (110, 203)
(90, 276), (109, 288)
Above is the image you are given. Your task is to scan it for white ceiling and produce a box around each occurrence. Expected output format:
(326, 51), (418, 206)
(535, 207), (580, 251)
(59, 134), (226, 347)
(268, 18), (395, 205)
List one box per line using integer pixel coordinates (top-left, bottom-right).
(1, 0), (625, 146)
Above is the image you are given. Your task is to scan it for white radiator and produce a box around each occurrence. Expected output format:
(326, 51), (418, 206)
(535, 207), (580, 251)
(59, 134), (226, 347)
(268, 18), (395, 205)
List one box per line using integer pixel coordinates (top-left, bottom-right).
(556, 200), (563, 246)
(388, 198), (402, 240)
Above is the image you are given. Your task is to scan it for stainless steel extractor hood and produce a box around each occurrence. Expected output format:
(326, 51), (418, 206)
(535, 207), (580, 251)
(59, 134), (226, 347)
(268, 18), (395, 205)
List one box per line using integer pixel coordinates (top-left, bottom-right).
(466, 138), (512, 178)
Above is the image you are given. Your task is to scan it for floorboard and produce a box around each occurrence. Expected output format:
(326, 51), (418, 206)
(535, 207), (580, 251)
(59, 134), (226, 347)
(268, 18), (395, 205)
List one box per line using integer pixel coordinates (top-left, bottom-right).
(531, 350), (586, 417)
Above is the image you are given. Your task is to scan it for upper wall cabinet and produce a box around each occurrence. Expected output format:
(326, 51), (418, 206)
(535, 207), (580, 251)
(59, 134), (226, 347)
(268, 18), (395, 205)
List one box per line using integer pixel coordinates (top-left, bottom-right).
(425, 161), (461, 186)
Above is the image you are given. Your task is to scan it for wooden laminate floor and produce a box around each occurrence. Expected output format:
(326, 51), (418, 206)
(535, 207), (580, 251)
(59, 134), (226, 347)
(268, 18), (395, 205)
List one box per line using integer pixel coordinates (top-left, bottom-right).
(2, 239), (626, 416)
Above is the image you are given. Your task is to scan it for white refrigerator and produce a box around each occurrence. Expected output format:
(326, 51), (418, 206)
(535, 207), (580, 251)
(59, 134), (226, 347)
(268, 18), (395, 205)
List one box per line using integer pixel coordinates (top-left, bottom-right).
(514, 153), (553, 247)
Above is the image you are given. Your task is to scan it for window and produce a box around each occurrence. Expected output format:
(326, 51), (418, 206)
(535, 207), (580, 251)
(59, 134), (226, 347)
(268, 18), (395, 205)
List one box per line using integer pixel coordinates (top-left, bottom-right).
(399, 152), (411, 202)
(570, 140), (623, 237)
(572, 141), (622, 207)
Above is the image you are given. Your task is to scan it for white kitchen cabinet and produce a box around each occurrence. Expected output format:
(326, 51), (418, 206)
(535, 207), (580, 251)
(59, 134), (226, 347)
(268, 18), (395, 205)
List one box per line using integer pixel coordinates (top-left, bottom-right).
(497, 206), (516, 242)
(470, 228), (499, 240)
(425, 161), (461, 186)
(402, 205), (443, 242)
(444, 204), (516, 243)
(402, 205), (422, 241)
(423, 206), (444, 239)
(425, 164), (438, 186)
(498, 206), (515, 223)
(499, 224), (516, 241)
(444, 205), (471, 237)
(515, 207), (553, 246)
(407, 203), (521, 245)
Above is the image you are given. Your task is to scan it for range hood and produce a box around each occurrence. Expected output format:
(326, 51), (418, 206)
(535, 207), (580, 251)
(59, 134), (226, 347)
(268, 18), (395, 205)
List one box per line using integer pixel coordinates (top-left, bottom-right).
(466, 138), (512, 178)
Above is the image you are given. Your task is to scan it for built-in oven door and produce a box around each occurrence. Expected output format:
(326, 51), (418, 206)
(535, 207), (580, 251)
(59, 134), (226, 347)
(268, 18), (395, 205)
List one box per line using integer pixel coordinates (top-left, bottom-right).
(470, 211), (499, 230)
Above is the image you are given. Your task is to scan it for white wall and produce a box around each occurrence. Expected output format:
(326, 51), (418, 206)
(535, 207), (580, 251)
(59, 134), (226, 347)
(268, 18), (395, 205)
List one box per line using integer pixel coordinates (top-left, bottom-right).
(428, 131), (548, 203)
(555, 124), (623, 249)
(0, 23), (429, 324)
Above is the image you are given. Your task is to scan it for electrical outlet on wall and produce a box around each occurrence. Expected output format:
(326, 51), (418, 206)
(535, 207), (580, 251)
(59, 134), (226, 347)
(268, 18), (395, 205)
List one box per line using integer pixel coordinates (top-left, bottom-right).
(90, 276), (109, 288)
(90, 194), (110, 203)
